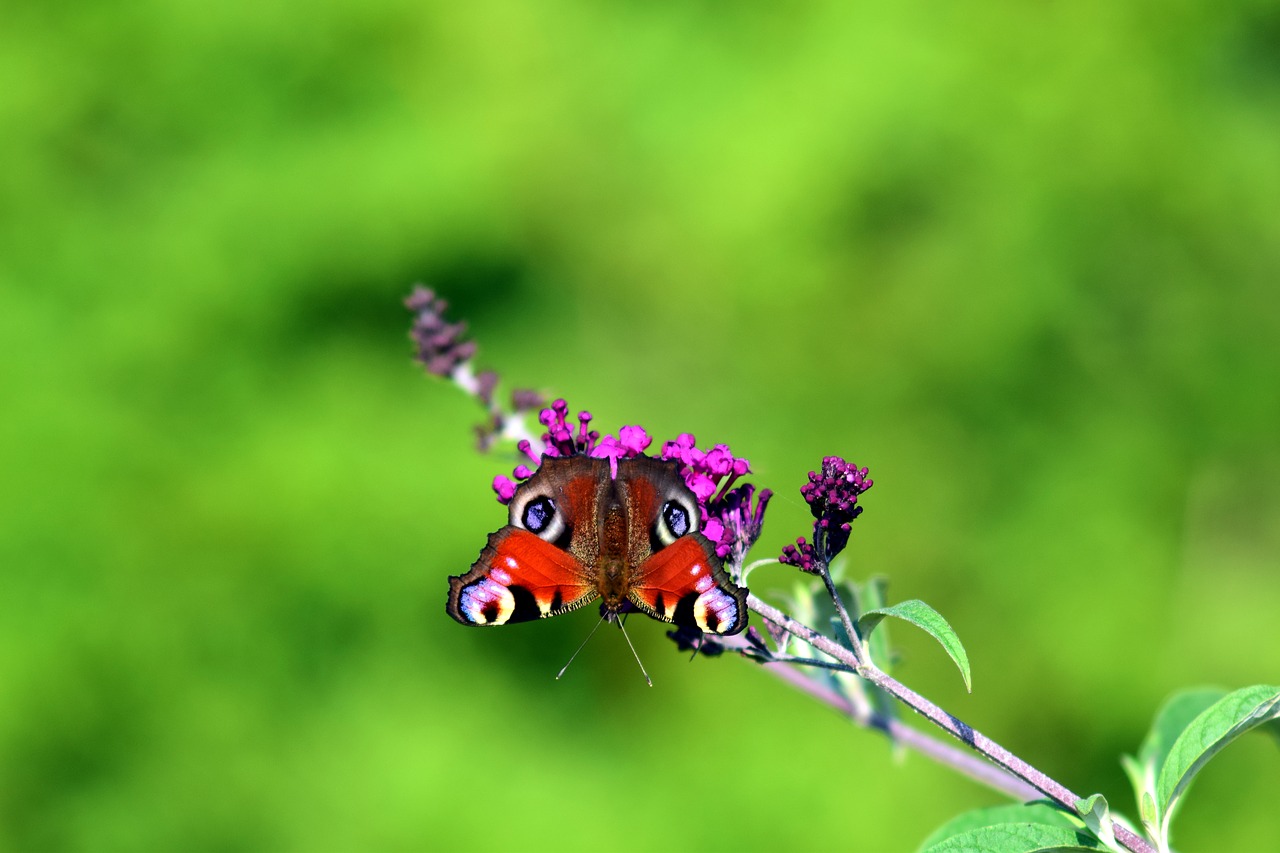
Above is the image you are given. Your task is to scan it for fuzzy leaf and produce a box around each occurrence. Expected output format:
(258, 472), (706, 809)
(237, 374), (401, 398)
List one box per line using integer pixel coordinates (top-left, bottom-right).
(1121, 687), (1225, 836)
(859, 599), (971, 692)
(1135, 688), (1227, 775)
(918, 802), (1082, 851)
(1154, 684), (1280, 841)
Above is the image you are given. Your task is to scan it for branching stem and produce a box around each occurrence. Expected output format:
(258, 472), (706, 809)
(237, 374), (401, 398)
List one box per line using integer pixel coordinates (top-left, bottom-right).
(741, 652), (856, 673)
(716, 633), (1042, 801)
(745, 594), (1156, 853)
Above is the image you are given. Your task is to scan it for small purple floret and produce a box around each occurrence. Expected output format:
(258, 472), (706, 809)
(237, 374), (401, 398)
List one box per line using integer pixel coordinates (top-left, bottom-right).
(712, 483), (772, 567)
(779, 536), (820, 573)
(517, 440), (540, 466)
(618, 425), (652, 455)
(686, 472), (718, 503)
(589, 435), (627, 479)
(474, 370), (499, 406)
(703, 445), (736, 477)
(511, 389), (544, 413)
(660, 433), (701, 466)
(492, 475), (517, 503)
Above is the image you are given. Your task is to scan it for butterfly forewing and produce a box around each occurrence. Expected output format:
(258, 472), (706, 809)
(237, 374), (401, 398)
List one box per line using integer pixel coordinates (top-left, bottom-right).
(447, 528), (597, 626)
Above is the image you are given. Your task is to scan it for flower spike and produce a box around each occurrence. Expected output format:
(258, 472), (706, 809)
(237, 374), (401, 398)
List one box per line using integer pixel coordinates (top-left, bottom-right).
(780, 457), (872, 571)
(405, 285), (543, 452)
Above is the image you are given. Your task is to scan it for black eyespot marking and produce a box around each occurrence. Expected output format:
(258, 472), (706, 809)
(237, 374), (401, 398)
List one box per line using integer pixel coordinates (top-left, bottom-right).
(509, 585), (541, 621)
(662, 501), (690, 538)
(522, 497), (556, 533)
(673, 591), (700, 628)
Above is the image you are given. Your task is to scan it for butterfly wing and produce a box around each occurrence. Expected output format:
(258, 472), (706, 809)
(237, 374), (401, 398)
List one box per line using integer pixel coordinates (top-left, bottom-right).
(627, 535), (749, 635)
(447, 528), (598, 626)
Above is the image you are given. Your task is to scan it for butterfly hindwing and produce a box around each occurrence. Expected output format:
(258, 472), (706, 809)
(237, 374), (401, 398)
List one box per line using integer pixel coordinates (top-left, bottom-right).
(628, 535), (748, 635)
(447, 528), (597, 626)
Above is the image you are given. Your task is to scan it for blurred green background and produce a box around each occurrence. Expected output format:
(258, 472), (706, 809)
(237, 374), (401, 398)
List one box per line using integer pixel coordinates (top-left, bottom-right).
(3, 1), (1279, 850)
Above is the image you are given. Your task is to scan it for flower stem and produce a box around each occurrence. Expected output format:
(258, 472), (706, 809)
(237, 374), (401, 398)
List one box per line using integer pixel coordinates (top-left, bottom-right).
(718, 633), (1042, 801)
(816, 563), (864, 661)
(745, 594), (1156, 853)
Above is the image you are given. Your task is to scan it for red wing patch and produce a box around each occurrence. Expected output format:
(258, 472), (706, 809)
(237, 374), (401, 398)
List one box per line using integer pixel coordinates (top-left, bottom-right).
(448, 529), (597, 626)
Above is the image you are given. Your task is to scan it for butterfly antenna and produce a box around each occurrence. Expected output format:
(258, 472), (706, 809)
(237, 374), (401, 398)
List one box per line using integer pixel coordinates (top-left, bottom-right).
(688, 632), (704, 662)
(556, 613), (608, 682)
(615, 617), (654, 687)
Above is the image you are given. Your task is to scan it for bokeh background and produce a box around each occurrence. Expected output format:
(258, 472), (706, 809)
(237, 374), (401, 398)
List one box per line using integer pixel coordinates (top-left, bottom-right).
(3, 2), (1279, 851)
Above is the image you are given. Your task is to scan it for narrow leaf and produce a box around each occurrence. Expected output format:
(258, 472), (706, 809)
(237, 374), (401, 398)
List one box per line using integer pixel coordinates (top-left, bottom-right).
(918, 802), (1081, 851)
(1154, 684), (1280, 842)
(1118, 753), (1147, 821)
(859, 599), (971, 692)
(1122, 688), (1225, 839)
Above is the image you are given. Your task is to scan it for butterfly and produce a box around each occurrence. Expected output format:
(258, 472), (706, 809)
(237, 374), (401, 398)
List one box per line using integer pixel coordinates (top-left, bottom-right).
(447, 454), (748, 636)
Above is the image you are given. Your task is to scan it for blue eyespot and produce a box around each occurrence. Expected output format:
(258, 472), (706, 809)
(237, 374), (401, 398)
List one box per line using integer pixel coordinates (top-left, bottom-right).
(662, 501), (690, 538)
(522, 497), (556, 533)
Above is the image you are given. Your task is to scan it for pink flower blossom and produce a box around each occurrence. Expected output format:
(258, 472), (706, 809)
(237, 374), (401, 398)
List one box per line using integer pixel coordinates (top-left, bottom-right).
(492, 475), (517, 503)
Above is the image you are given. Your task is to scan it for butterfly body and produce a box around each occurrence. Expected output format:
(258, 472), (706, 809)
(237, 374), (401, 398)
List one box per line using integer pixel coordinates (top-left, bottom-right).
(448, 455), (748, 635)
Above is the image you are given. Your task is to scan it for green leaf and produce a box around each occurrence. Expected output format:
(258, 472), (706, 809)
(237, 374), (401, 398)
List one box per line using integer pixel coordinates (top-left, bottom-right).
(859, 599), (971, 692)
(1153, 684), (1280, 844)
(1136, 688), (1227, 773)
(1138, 790), (1156, 828)
(1118, 753), (1146, 821)
(1121, 687), (1226, 839)
(922, 823), (1105, 853)
(918, 802), (1082, 851)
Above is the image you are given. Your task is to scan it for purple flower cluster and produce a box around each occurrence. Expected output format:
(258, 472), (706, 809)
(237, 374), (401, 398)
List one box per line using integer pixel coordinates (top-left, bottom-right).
(406, 286), (545, 451)
(405, 286), (475, 377)
(779, 537), (820, 573)
(709, 483), (772, 567)
(492, 399), (654, 501)
(780, 456), (873, 572)
(659, 434), (765, 561)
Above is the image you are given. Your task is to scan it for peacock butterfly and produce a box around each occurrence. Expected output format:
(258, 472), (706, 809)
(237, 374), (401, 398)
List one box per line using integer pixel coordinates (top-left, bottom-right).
(447, 454), (748, 635)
